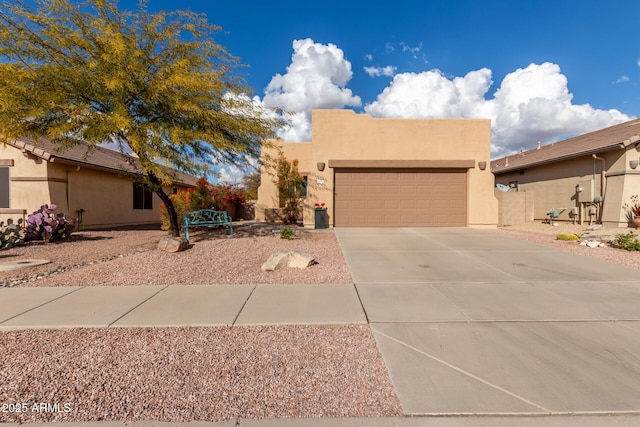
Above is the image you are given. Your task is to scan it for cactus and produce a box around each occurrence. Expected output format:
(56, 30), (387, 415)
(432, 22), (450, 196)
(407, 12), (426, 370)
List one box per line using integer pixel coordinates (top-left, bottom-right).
(25, 204), (74, 243)
(0, 218), (26, 250)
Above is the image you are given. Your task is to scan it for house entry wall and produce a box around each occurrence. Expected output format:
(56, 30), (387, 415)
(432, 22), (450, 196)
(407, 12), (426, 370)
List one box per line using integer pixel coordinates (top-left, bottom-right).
(334, 168), (467, 227)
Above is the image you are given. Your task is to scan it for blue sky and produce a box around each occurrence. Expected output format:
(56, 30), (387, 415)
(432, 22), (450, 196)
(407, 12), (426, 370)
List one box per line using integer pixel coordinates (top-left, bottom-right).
(119, 0), (640, 180)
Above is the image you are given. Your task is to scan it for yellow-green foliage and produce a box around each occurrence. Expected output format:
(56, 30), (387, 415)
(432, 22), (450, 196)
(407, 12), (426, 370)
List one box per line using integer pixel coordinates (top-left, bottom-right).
(556, 232), (579, 241)
(0, 0), (282, 236)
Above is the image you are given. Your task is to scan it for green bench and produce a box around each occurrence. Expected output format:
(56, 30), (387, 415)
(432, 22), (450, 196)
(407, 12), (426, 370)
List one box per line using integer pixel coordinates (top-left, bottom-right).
(183, 209), (233, 240)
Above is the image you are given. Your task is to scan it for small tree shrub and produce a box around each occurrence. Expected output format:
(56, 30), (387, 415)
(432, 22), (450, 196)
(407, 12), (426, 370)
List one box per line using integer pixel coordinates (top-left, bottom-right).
(280, 227), (295, 240)
(0, 218), (25, 249)
(25, 204), (74, 243)
(275, 156), (305, 225)
(613, 231), (640, 251)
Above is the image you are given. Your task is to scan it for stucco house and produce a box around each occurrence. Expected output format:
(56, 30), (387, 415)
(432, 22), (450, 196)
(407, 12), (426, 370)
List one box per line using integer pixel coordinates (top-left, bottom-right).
(0, 137), (198, 229)
(491, 119), (640, 227)
(256, 109), (498, 228)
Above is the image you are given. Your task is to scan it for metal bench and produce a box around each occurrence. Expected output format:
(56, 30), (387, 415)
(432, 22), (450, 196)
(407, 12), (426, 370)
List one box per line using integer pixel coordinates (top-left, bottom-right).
(183, 209), (233, 240)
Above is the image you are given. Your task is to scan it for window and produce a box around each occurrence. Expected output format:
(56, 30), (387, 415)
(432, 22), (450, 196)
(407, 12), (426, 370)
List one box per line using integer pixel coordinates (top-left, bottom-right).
(301, 175), (308, 197)
(0, 167), (8, 208)
(133, 183), (153, 210)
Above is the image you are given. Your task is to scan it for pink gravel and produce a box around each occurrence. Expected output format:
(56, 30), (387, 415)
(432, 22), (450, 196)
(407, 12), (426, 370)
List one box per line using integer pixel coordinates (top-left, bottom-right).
(0, 325), (402, 423)
(0, 225), (353, 287)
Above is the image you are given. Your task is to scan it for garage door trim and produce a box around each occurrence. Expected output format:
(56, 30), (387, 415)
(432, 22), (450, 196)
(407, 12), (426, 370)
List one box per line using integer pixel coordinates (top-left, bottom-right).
(328, 159), (476, 169)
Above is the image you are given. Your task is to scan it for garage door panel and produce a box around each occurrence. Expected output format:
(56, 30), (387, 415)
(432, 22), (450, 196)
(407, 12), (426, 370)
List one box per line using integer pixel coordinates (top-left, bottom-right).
(335, 168), (467, 227)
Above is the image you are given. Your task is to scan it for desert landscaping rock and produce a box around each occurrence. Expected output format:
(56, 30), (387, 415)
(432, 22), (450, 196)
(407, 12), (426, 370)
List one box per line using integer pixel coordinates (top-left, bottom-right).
(287, 251), (315, 268)
(261, 252), (290, 271)
(157, 236), (189, 252)
(261, 251), (316, 271)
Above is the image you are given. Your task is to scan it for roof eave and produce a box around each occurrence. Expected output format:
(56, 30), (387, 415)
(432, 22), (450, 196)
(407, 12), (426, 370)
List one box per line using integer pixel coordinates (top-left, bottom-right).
(491, 143), (626, 175)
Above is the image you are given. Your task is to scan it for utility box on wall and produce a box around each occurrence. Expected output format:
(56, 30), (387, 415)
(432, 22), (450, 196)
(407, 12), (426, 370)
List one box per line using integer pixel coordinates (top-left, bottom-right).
(577, 179), (594, 203)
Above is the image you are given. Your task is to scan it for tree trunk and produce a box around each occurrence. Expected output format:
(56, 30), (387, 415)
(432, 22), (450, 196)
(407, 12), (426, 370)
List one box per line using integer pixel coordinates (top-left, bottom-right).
(148, 172), (180, 237)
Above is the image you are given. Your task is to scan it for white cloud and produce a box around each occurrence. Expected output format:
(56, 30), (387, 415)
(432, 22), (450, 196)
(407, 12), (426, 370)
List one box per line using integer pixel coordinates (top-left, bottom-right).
(365, 62), (632, 157)
(364, 53), (373, 61)
(637, 58), (640, 67)
(262, 38), (361, 141)
(400, 41), (423, 57)
(614, 75), (630, 84)
(217, 156), (259, 185)
(364, 65), (397, 78)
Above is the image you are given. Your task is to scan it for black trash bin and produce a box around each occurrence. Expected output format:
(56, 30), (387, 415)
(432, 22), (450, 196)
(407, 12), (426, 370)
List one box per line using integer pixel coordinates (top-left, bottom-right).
(314, 209), (328, 229)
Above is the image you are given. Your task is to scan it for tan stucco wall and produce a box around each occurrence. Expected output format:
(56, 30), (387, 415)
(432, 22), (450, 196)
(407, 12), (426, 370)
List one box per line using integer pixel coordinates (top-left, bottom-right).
(0, 144), (178, 229)
(258, 109), (498, 228)
(494, 147), (637, 227)
(51, 163), (165, 229)
(0, 145), (49, 225)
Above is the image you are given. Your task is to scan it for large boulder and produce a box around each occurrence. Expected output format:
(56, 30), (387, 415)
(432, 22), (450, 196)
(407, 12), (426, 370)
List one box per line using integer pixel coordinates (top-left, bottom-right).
(288, 252), (315, 268)
(261, 252), (291, 271)
(158, 237), (190, 252)
(261, 251), (315, 271)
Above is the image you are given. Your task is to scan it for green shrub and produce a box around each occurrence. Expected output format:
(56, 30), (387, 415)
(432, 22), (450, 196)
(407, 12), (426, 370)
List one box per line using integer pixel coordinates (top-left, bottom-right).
(613, 231), (640, 251)
(280, 227), (295, 240)
(556, 232), (579, 241)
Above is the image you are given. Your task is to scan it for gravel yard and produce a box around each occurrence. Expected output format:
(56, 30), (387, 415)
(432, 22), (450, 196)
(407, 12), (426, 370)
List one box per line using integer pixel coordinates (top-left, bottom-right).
(0, 223), (353, 287)
(0, 325), (402, 423)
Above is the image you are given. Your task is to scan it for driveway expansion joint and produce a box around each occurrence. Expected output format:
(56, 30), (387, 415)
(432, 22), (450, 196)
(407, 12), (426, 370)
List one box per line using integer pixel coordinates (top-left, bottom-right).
(374, 328), (551, 413)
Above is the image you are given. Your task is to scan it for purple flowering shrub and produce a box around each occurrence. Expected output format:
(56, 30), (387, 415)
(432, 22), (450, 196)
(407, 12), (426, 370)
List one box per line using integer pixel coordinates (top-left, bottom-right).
(25, 204), (75, 243)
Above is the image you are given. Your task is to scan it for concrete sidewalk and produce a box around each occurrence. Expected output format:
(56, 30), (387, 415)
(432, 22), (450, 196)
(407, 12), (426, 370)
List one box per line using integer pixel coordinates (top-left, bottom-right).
(0, 284), (366, 330)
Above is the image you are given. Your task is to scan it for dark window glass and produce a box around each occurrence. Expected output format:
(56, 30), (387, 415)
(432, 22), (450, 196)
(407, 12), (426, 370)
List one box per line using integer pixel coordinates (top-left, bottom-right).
(0, 167), (9, 208)
(133, 183), (153, 210)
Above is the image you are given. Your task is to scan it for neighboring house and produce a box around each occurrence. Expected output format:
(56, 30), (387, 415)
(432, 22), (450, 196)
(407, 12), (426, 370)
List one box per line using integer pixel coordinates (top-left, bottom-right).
(256, 109), (498, 228)
(0, 137), (198, 229)
(491, 119), (640, 227)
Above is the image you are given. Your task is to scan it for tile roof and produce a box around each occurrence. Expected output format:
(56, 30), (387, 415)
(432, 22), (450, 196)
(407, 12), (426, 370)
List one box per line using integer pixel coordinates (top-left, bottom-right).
(8, 136), (198, 186)
(491, 119), (640, 174)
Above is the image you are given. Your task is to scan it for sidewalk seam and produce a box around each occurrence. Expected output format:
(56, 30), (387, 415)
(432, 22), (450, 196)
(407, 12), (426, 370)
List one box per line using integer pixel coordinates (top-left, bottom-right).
(0, 286), (86, 325)
(231, 285), (257, 326)
(353, 283), (370, 324)
(107, 285), (169, 327)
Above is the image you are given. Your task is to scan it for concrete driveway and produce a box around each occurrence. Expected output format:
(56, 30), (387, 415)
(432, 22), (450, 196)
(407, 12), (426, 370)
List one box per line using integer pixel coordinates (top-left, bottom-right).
(335, 227), (640, 416)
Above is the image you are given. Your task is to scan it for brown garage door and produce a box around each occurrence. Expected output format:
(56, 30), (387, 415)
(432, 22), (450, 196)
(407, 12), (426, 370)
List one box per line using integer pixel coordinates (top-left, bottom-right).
(334, 168), (467, 227)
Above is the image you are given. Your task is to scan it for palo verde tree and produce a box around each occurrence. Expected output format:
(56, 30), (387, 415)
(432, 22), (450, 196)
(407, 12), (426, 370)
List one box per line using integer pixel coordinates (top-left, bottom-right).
(0, 0), (281, 237)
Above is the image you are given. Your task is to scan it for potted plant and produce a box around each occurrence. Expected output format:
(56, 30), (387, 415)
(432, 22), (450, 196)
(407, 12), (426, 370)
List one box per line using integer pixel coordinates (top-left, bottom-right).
(622, 194), (640, 228)
(314, 202), (328, 229)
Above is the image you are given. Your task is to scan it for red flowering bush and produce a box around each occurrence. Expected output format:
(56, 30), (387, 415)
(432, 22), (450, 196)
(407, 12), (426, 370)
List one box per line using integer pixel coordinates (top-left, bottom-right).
(314, 202), (326, 210)
(160, 178), (249, 231)
(211, 185), (248, 209)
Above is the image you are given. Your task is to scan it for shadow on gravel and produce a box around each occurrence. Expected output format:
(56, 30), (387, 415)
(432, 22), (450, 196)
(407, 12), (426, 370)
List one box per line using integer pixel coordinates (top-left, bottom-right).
(187, 222), (313, 242)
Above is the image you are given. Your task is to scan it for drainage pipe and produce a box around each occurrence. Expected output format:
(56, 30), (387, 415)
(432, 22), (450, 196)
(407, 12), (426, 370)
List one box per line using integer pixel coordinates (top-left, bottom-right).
(592, 154), (606, 198)
(592, 154), (606, 223)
